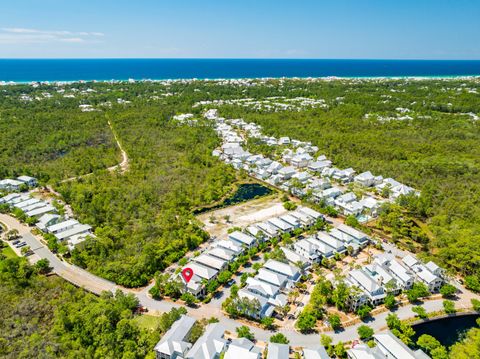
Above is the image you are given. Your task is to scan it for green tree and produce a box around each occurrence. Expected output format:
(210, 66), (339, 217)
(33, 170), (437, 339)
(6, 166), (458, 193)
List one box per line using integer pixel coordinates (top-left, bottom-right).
(406, 282), (430, 302)
(334, 341), (347, 358)
(439, 283), (456, 298)
(471, 298), (480, 311)
(386, 313), (401, 331)
(236, 325), (254, 340)
(180, 292), (197, 306)
(443, 300), (456, 314)
(357, 325), (374, 340)
(345, 215), (360, 228)
(450, 328), (480, 359)
(296, 311), (317, 333)
(412, 305), (428, 319)
(34, 258), (51, 274)
(416, 334), (448, 359)
(261, 317), (275, 330)
(384, 294), (396, 309)
(320, 334), (332, 348)
(270, 333), (289, 344)
(328, 314), (341, 330)
(357, 305), (372, 320)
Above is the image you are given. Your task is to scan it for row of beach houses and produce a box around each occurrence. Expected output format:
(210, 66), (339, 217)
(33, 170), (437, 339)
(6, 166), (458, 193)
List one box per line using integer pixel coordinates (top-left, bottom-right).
(0, 178), (93, 250)
(340, 253), (444, 312)
(207, 109), (418, 221)
(179, 206), (326, 300)
(0, 175), (38, 192)
(153, 314), (429, 359)
(154, 314), (331, 359)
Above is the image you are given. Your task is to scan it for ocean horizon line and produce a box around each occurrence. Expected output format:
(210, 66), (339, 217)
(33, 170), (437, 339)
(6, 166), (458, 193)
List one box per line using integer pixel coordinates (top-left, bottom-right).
(1, 58), (479, 83)
(2, 57), (480, 61)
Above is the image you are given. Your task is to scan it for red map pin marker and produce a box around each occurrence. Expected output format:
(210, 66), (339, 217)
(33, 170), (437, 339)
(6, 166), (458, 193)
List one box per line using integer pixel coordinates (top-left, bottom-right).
(182, 268), (194, 283)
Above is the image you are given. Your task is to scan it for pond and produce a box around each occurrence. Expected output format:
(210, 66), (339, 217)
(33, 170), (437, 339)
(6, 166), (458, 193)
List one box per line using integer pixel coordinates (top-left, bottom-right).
(412, 313), (479, 348)
(194, 183), (273, 214)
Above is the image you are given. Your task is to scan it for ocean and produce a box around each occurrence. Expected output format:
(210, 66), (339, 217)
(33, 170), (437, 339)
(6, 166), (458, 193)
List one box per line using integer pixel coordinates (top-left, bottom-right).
(0, 59), (479, 82)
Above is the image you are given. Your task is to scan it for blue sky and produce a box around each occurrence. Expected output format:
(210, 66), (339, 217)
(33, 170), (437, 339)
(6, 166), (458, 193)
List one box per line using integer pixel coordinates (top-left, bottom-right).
(0, 0), (479, 59)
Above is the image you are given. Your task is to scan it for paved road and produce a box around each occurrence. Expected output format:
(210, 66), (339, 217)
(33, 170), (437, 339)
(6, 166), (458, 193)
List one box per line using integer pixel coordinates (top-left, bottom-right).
(0, 214), (118, 294)
(2, 213), (479, 346)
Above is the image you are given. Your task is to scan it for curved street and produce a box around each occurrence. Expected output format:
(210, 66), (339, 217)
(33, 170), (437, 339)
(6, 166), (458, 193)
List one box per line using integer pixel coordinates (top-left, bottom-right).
(1, 213), (478, 346)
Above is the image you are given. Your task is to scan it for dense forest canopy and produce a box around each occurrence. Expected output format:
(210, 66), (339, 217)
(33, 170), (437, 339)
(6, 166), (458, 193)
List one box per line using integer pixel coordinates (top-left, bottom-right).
(0, 256), (158, 358)
(0, 78), (479, 287)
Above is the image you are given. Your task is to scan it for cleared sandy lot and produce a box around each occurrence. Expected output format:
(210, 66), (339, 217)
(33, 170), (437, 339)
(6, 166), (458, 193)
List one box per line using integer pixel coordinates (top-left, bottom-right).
(196, 195), (289, 239)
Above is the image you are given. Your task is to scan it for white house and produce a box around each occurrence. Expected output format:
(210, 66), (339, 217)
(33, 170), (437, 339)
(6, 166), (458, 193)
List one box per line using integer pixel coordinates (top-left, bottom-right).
(289, 210), (315, 227)
(0, 179), (23, 191)
(154, 315), (196, 359)
(237, 289), (274, 319)
(228, 231), (257, 248)
(293, 238), (322, 263)
(207, 246), (237, 262)
(279, 214), (301, 229)
(25, 204), (56, 218)
(278, 137), (291, 145)
(308, 160), (332, 173)
(336, 224), (370, 247)
(374, 331), (430, 359)
(192, 254), (228, 272)
(316, 232), (347, 254)
(354, 171), (376, 187)
(17, 176), (38, 187)
(185, 323), (226, 359)
(297, 206), (323, 221)
(267, 343), (289, 359)
(267, 217), (294, 233)
(278, 166), (296, 180)
(54, 224), (92, 241)
(257, 268), (288, 288)
(246, 276), (281, 299)
(348, 269), (386, 306)
(46, 219), (79, 234)
(291, 153), (313, 168)
(36, 213), (62, 231)
(256, 222), (280, 238)
(224, 338), (262, 359)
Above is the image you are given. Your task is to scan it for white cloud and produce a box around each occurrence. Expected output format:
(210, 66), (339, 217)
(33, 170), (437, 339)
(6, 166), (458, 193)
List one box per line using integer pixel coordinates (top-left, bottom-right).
(0, 27), (104, 44)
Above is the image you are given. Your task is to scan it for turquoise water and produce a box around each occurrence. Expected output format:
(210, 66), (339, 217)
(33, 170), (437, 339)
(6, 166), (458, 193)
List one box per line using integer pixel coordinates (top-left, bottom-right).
(0, 59), (479, 82)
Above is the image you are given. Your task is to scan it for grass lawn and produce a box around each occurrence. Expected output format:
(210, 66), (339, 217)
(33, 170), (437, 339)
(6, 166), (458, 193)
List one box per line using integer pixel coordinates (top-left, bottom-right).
(1, 245), (18, 259)
(133, 314), (161, 331)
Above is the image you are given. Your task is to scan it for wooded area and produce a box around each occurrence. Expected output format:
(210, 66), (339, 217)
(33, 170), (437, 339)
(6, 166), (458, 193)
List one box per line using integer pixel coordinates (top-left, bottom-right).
(1, 78), (479, 289)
